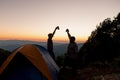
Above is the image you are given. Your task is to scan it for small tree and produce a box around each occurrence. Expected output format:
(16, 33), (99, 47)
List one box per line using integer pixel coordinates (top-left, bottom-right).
(79, 12), (120, 66)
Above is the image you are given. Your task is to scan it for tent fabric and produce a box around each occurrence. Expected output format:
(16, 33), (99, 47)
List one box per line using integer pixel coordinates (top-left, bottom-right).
(0, 44), (59, 80)
(1, 52), (48, 80)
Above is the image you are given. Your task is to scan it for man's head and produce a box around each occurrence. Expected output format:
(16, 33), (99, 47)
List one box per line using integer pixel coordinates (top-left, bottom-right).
(48, 33), (53, 39)
(70, 36), (75, 43)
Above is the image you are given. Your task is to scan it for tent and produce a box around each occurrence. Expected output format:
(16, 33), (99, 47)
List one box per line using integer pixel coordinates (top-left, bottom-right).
(0, 44), (59, 80)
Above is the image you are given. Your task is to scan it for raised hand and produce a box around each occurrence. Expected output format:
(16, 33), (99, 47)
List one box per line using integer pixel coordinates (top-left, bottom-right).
(66, 29), (71, 39)
(56, 26), (60, 30)
(66, 29), (69, 33)
(52, 26), (59, 37)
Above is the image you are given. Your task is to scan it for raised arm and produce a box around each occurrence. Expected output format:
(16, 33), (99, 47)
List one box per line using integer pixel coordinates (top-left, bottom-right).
(52, 26), (59, 37)
(66, 29), (71, 40)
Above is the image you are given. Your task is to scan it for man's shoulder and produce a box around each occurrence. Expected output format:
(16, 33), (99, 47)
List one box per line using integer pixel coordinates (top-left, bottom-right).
(70, 42), (77, 46)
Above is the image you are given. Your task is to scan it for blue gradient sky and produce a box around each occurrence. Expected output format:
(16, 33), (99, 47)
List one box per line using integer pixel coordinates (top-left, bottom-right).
(0, 0), (120, 42)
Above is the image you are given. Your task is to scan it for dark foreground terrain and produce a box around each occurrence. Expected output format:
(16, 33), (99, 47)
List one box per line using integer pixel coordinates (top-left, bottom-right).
(59, 66), (120, 80)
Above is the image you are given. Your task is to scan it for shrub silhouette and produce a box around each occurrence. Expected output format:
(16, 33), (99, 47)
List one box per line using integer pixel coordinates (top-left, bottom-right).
(0, 48), (11, 66)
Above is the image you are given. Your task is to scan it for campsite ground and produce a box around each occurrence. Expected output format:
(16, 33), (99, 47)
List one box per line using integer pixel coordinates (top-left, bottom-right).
(58, 66), (120, 80)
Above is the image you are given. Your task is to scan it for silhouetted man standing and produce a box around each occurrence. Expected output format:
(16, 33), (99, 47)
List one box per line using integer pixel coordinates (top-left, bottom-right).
(64, 29), (78, 74)
(47, 26), (59, 60)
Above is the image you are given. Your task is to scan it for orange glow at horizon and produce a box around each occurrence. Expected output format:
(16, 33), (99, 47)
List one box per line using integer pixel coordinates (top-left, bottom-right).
(52, 36), (87, 43)
(0, 33), (87, 43)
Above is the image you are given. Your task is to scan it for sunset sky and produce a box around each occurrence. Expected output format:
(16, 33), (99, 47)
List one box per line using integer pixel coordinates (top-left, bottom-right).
(0, 0), (120, 43)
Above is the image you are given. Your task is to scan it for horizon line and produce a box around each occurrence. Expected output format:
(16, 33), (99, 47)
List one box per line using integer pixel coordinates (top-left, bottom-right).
(0, 39), (85, 43)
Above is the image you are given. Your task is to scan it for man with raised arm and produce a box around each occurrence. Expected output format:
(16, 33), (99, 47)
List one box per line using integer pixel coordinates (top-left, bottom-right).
(47, 26), (59, 60)
(64, 29), (78, 74)
(66, 29), (78, 57)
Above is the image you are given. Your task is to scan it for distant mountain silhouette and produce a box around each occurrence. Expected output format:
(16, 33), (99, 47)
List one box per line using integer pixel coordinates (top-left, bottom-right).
(0, 40), (46, 51)
(0, 40), (83, 57)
